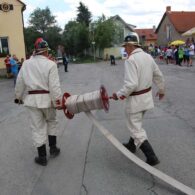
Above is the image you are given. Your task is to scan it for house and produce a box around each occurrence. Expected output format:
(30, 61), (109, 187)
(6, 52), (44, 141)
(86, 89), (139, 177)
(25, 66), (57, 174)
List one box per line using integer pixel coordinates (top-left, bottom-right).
(110, 15), (136, 42)
(103, 15), (135, 59)
(0, 0), (26, 74)
(135, 27), (157, 47)
(156, 6), (195, 46)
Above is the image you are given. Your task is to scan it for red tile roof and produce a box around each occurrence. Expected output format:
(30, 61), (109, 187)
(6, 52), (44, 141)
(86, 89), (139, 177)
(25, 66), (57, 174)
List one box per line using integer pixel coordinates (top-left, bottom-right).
(156, 10), (195, 33)
(135, 29), (157, 41)
(167, 11), (195, 33)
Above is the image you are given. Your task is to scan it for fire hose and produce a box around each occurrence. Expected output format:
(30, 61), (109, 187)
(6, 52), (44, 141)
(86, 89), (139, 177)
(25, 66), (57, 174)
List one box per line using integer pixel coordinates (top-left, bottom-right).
(14, 86), (195, 194)
(62, 85), (195, 195)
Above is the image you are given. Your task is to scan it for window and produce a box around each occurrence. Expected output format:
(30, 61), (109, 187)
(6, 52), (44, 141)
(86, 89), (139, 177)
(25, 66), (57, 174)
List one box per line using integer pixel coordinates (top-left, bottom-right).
(0, 37), (9, 57)
(166, 25), (171, 41)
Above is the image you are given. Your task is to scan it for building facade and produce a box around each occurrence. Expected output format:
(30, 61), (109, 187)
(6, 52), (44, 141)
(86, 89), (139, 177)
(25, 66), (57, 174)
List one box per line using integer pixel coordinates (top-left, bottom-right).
(135, 28), (157, 47)
(0, 0), (26, 73)
(103, 15), (135, 59)
(156, 6), (195, 46)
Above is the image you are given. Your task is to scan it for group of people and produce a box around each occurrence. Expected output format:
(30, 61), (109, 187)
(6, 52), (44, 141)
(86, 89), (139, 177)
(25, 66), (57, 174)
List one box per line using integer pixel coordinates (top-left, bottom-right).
(4, 54), (24, 85)
(14, 33), (165, 167)
(158, 40), (195, 66)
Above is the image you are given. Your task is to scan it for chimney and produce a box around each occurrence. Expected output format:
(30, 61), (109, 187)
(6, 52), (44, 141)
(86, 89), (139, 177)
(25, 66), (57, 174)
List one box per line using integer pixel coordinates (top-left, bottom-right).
(153, 25), (156, 32)
(166, 6), (171, 12)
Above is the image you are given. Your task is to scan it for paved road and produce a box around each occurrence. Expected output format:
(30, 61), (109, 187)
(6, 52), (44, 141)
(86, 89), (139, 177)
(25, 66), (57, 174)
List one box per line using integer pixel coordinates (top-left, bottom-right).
(0, 59), (195, 195)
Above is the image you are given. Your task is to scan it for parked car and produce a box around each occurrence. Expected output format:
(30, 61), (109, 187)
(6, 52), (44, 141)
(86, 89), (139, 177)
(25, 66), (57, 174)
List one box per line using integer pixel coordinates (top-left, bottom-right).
(56, 57), (63, 65)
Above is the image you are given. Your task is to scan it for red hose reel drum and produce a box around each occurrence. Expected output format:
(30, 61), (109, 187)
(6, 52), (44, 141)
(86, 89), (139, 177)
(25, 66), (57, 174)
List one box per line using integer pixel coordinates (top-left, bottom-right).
(62, 92), (74, 119)
(62, 85), (110, 119)
(100, 85), (109, 112)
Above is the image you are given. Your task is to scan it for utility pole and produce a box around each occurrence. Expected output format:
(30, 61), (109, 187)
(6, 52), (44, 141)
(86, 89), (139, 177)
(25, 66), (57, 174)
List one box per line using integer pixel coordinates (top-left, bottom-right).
(90, 23), (96, 61)
(92, 41), (95, 61)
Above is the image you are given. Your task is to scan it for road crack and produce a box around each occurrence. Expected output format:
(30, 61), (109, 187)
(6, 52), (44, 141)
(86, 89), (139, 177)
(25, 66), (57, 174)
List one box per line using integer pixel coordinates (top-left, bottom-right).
(147, 175), (159, 195)
(80, 124), (94, 195)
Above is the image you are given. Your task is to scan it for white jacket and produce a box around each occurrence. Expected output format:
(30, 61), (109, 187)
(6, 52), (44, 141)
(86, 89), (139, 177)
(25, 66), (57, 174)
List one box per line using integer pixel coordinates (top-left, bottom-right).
(117, 48), (165, 113)
(15, 55), (62, 108)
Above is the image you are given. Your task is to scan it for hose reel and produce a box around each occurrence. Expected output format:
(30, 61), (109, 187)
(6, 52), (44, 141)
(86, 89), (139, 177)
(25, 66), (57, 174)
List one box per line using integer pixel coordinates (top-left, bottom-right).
(62, 85), (109, 119)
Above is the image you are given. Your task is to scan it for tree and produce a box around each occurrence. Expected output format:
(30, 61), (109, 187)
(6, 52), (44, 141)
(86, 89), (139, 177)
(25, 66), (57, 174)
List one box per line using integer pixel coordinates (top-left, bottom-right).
(28, 7), (56, 34)
(44, 26), (62, 51)
(75, 23), (90, 55)
(24, 27), (42, 55)
(25, 7), (62, 55)
(76, 2), (92, 27)
(62, 21), (78, 55)
(93, 15), (119, 49)
(63, 21), (90, 56)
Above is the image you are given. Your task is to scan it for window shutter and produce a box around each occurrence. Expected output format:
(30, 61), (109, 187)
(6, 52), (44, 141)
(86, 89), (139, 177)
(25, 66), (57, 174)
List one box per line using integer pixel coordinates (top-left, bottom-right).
(10, 4), (13, 10)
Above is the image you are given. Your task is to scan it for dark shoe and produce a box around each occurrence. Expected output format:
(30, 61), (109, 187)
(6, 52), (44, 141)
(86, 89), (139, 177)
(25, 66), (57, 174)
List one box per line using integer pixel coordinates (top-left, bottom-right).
(146, 155), (159, 166)
(35, 144), (47, 166)
(48, 135), (60, 158)
(34, 156), (47, 166)
(140, 140), (160, 166)
(123, 137), (136, 153)
(50, 146), (60, 158)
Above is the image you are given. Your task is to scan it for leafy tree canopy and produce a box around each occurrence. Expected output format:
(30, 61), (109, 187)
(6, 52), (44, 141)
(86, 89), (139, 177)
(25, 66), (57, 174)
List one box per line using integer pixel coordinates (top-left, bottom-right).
(76, 2), (92, 27)
(28, 7), (56, 34)
(24, 27), (42, 55)
(63, 21), (90, 56)
(93, 15), (121, 49)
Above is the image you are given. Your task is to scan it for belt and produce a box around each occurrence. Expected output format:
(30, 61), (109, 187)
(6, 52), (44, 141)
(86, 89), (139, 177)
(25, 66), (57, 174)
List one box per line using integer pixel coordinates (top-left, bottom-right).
(28, 90), (50, 94)
(130, 87), (151, 96)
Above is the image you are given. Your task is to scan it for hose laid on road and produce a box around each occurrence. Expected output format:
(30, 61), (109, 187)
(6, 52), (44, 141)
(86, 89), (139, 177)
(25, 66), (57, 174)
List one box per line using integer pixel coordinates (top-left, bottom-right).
(62, 85), (195, 195)
(86, 111), (195, 195)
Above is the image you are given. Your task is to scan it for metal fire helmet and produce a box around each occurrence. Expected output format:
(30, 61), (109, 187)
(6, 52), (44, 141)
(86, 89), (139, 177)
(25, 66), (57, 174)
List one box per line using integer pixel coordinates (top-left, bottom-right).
(34, 38), (50, 54)
(122, 32), (141, 47)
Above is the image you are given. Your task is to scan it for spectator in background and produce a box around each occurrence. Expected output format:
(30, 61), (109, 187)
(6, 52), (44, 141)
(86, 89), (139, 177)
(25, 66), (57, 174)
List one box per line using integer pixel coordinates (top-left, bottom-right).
(18, 58), (24, 72)
(174, 46), (179, 65)
(165, 46), (172, 64)
(4, 54), (11, 78)
(10, 54), (19, 86)
(189, 41), (195, 66)
(48, 53), (56, 62)
(63, 53), (69, 72)
(178, 46), (184, 66)
(183, 45), (190, 66)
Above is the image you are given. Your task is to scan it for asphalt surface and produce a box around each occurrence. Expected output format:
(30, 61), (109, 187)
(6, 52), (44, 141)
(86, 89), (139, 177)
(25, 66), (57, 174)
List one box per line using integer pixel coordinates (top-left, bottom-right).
(0, 58), (195, 195)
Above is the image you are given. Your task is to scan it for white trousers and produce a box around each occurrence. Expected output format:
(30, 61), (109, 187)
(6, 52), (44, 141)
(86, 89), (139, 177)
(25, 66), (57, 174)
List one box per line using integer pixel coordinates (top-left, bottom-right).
(26, 107), (58, 147)
(125, 111), (148, 147)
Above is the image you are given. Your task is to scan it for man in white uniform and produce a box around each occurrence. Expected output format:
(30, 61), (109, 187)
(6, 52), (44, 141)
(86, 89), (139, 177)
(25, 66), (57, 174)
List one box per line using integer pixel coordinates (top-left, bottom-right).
(112, 33), (165, 166)
(15, 38), (62, 166)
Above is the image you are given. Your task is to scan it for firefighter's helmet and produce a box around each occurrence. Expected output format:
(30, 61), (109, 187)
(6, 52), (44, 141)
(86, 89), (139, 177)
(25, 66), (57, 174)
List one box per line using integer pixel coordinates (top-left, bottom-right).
(122, 32), (141, 47)
(34, 38), (50, 54)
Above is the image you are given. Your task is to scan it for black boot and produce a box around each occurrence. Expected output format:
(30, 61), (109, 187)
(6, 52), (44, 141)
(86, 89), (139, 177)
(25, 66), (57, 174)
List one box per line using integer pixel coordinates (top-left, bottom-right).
(140, 140), (160, 166)
(123, 137), (136, 153)
(35, 144), (47, 166)
(48, 135), (60, 158)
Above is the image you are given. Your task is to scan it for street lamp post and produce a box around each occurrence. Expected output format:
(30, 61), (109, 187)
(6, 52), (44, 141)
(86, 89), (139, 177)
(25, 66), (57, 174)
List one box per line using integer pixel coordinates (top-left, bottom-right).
(92, 41), (95, 61)
(89, 23), (96, 62)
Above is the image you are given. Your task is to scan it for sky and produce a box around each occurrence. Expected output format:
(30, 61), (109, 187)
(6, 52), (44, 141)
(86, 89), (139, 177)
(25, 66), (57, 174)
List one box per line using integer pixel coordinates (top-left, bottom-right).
(22, 0), (195, 29)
